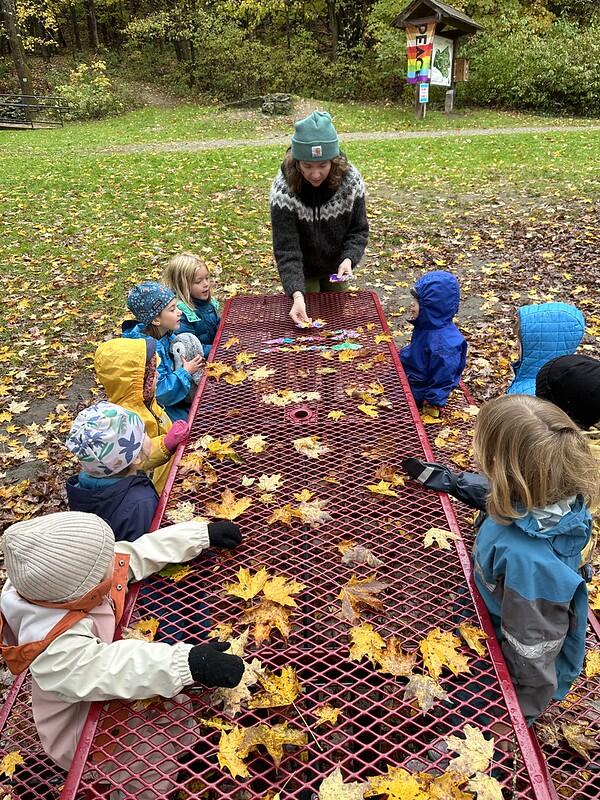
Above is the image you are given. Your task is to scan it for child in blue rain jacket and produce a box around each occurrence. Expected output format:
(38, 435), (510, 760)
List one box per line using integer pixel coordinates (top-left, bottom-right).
(400, 271), (467, 410)
(122, 281), (204, 422)
(472, 394), (598, 724)
(507, 302), (584, 396)
(163, 252), (220, 359)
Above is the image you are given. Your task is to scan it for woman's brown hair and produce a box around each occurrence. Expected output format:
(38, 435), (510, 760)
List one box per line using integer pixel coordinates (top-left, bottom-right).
(473, 394), (599, 523)
(282, 148), (350, 194)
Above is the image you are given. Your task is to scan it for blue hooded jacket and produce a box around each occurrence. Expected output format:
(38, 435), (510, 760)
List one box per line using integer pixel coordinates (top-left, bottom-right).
(400, 271), (467, 407)
(473, 497), (590, 723)
(507, 303), (585, 396)
(176, 298), (220, 359)
(122, 321), (192, 422)
(66, 472), (159, 542)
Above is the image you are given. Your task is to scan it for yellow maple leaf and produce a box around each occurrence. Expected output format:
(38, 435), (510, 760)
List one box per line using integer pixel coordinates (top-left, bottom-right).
(159, 563), (195, 582)
(338, 538), (356, 553)
(262, 575), (305, 607)
(248, 365), (276, 381)
(0, 750), (24, 778)
(257, 473), (284, 493)
(244, 434), (268, 453)
(421, 413), (443, 425)
(198, 716), (234, 731)
(423, 527), (459, 550)
(404, 674), (449, 713)
(328, 409), (345, 421)
(237, 722), (307, 768)
(319, 766), (367, 800)
(374, 334), (392, 344)
(129, 616), (160, 642)
(584, 650), (600, 678)
(339, 574), (387, 623)
(446, 725), (494, 775)
(208, 622), (234, 641)
(367, 480), (398, 497)
(293, 435), (330, 459)
(458, 623), (489, 657)
(420, 627), (470, 680)
(267, 503), (301, 526)
(205, 489), (253, 520)
(7, 400), (29, 414)
(248, 666), (302, 708)
(375, 636), (417, 677)
(348, 622), (385, 665)
(206, 361), (233, 380)
(225, 566), (270, 601)
(357, 403), (379, 418)
(224, 368), (248, 386)
(323, 474), (342, 485)
(205, 437), (241, 463)
(223, 336), (240, 350)
(235, 351), (256, 366)
(293, 488), (314, 502)
(365, 765), (427, 800)
(217, 726), (250, 778)
(466, 773), (502, 800)
(374, 465), (405, 487)
(314, 704), (342, 728)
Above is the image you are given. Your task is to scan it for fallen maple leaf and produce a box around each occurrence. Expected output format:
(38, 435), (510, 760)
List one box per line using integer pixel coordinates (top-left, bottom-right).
(374, 465), (405, 487)
(357, 403), (379, 418)
(404, 674), (449, 713)
(348, 622), (386, 664)
(217, 726), (250, 778)
(319, 766), (367, 800)
(166, 500), (197, 523)
(198, 716), (234, 731)
(210, 658), (264, 717)
(338, 538), (357, 554)
(159, 563), (195, 582)
(341, 545), (383, 568)
(257, 473), (284, 493)
(237, 722), (307, 768)
(445, 725), (494, 776)
(267, 503), (301, 527)
(248, 365), (276, 381)
(365, 765), (424, 800)
(562, 722), (599, 760)
(375, 636), (417, 677)
(374, 334), (392, 344)
(262, 575), (305, 607)
(205, 489), (253, 521)
(224, 368), (248, 386)
(293, 435), (330, 459)
(223, 336), (240, 350)
(206, 362), (233, 381)
(204, 437), (241, 463)
(122, 616), (159, 642)
(314, 704), (342, 727)
(244, 434), (268, 453)
(421, 412), (443, 425)
(294, 488), (314, 502)
(458, 623), (489, 657)
(367, 480), (398, 498)
(420, 627), (470, 680)
(242, 600), (292, 644)
(248, 666), (302, 708)
(235, 351), (256, 366)
(423, 527), (459, 550)
(225, 566), (270, 601)
(328, 410), (345, 421)
(0, 750), (24, 778)
(584, 650), (600, 678)
(208, 622), (234, 641)
(339, 574), (387, 623)
(297, 498), (332, 528)
(466, 773), (503, 800)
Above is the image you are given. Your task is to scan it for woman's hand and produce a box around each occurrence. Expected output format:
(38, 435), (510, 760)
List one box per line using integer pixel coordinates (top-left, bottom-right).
(289, 291), (311, 326)
(337, 259), (353, 280)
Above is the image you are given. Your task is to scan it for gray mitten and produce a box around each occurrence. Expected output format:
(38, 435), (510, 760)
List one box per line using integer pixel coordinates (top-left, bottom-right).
(171, 332), (204, 401)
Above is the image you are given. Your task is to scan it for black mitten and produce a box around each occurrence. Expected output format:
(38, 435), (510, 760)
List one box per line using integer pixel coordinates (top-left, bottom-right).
(402, 457), (488, 511)
(188, 642), (244, 688)
(208, 520), (242, 549)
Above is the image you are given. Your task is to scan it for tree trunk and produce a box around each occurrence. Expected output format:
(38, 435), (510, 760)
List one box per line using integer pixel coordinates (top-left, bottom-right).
(37, 20), (50, 61)
(327, 0), (338, 59)
(173, 39), (185, 62)
(86, 0), (100, 50)
(70, 3), (81, 50)
(0, 0), (33, 97)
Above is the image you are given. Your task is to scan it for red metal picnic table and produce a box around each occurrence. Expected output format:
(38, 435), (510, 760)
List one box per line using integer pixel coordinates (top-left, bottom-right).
(1, 291), (597, 799)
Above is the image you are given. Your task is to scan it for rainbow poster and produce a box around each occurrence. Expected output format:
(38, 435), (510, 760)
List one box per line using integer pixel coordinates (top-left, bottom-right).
(406, 22), (436, 84)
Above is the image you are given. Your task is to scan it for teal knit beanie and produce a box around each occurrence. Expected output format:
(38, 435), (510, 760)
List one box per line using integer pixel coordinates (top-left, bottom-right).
(291, 111), (339, 162)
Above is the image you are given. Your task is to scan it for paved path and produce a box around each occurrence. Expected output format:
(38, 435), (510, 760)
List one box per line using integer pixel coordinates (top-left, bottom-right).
(101, 124), (600, 154)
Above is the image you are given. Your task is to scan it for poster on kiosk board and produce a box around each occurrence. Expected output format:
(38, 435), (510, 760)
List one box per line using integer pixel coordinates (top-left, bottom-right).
(431, 35), (454, 87)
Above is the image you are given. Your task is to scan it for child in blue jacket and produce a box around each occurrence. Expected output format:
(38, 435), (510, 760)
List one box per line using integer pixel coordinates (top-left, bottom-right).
(123, 281), (204, 422)
(163, 252), (220, 359)
(400, 271), (467, 411)
(507, 302), (584, 395)
(472, 394), (598, 724)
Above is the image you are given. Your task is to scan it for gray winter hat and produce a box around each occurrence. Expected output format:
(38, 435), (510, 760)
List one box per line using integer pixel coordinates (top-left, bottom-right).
(3, 511), (115, 603)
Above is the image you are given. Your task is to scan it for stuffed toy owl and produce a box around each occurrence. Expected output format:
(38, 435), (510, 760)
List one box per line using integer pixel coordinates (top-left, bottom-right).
(171, 333), (204, 401)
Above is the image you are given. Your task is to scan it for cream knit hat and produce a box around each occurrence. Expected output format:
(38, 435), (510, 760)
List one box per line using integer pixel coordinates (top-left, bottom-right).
(3, 512), (115, 603)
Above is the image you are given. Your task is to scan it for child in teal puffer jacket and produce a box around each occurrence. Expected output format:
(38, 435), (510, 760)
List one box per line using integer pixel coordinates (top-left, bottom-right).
(163, 252), (220, 359)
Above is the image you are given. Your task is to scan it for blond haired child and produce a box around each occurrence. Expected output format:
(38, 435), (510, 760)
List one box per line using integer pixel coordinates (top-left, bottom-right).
(163, 252), (220, 358)
(472, 394), (598, 723)
(123, 281), (204, 422)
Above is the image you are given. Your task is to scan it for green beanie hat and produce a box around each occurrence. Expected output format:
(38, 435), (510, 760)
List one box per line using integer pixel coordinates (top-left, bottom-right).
(291, 111), (339, 162)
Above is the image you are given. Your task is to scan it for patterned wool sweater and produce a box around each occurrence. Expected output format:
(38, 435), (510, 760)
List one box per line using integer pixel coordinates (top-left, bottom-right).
(269, 162), (369, 296)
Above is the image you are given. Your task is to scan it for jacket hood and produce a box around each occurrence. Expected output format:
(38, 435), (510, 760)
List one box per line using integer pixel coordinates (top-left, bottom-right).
(94, 338), (147, 408)
(514, 496), (590, 560)
(536, 355), (600, 429)
(66, 473), (144, 512)
(508, 303), (585, 395)
(413, 271), (460, 329)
